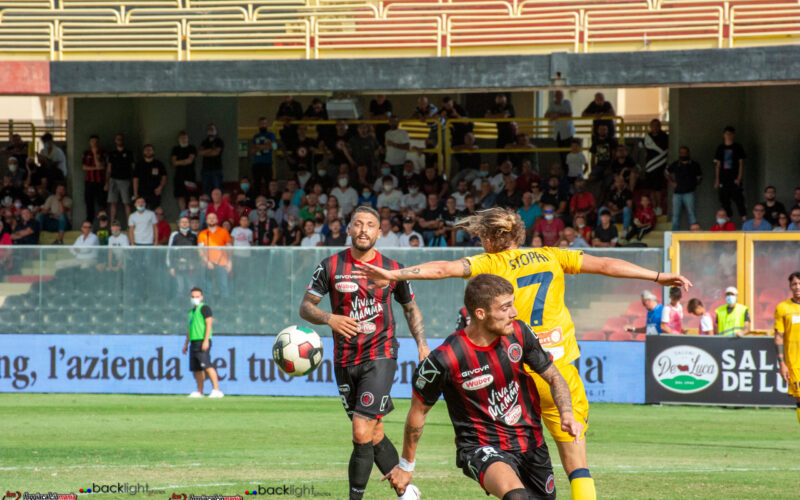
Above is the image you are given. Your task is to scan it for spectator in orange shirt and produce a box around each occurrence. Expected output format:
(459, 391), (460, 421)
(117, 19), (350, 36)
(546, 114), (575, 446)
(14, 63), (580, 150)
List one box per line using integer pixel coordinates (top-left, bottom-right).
(205, 188), (236, 227)
(154, 207), (171, 245)
(198, 212), (232, 299)
(710, 208), (736, 231)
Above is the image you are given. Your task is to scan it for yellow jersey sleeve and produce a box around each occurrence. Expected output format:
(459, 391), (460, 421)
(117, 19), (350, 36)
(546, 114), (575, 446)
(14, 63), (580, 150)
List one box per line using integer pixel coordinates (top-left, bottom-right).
(544, 247), (584, 275)
(465, 252), (505, 278)
(775, 302), (786, 333)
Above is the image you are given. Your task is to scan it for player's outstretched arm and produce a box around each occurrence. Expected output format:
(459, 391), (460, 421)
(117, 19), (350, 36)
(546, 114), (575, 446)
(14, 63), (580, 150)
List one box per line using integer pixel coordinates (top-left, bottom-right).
(538, 364), (583, 442)
(580, 254), (692, 291)
(382, 395), (432, 493)
(299, 292), (359, 340)
(353, 259), (471, 282)
(402, 299), (430, 361)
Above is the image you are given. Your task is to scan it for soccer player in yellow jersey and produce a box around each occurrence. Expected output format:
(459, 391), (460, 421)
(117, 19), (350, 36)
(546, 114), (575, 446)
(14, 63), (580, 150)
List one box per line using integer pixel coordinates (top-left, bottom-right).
(774, 271), (800, 423)
(354, 208), (691, 500)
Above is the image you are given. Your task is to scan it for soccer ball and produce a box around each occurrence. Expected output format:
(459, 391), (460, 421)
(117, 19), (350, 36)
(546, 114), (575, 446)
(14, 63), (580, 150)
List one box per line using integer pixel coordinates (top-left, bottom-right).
(272, 325), (324, 376)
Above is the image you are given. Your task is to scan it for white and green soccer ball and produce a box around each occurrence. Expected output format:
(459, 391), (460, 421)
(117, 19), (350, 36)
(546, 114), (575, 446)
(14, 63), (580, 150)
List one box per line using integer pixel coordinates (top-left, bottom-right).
(272, 325), (324, 376)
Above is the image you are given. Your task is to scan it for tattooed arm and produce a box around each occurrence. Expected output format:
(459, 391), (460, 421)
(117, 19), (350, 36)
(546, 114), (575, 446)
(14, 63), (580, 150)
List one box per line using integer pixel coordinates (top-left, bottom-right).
(299, 292), (359, 339)
(382, 395), (432, 493)
(353, 258), (471, 282)
(401, 299), (430, 360)
(538, 363), (583, 441)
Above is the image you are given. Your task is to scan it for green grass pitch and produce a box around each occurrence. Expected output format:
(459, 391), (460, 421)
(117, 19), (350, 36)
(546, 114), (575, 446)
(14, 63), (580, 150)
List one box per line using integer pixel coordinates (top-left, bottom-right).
(1, 394), (798, 499)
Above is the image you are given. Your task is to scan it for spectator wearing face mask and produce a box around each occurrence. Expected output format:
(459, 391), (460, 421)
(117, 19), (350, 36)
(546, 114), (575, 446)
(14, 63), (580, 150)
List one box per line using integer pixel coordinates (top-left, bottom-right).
(358, 187), (377, 210)
(7, 156), (28, 188)
(128, 197), (158, 246)
(330, 174), (358, 218)
(715, 286), (750, 337)
(372, 163), (398, 193)
(167, 216), (196, 297)
(710, 209), (736, 231)
(376, 176), (403, 212)
(282, 215), (302, 246)
(534, 204), (565, 247)
(400, 181), (426, 214)
(180, 196), (205, 225)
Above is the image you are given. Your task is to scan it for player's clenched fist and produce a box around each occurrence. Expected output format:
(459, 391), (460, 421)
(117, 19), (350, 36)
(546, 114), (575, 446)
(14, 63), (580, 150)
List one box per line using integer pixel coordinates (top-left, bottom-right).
(326, 314), (360, 339)
(382, 466), (412, 493)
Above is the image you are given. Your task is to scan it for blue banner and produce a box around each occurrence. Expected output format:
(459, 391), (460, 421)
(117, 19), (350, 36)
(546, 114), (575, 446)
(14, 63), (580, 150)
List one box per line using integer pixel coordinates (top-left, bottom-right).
(0, 335), (644, 403)
(575, 341), (645, 404)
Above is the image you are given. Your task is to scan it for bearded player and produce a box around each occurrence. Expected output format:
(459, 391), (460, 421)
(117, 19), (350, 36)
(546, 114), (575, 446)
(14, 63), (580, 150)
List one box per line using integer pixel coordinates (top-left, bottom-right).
(383, 274), (582, 499)
(775, 271), (800, 423)
(299, 206), (430, 500)
(354, 207), (692, 500)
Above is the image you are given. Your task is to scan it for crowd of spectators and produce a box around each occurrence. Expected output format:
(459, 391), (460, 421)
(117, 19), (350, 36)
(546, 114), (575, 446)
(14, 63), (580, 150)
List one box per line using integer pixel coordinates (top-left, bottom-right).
(3, 92), (800, 253)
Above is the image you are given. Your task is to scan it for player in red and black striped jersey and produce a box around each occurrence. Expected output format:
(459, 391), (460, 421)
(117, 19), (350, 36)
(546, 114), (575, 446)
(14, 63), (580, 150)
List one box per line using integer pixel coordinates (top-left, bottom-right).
(455, 305), (470, 331)
(299, 206), (429, 500)
(305, 247), (413, 368)
(383, 274), (582, 500)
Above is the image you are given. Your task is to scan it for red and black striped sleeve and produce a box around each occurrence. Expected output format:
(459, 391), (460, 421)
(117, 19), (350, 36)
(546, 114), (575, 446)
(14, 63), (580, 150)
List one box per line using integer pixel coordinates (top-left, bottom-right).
(412, 353), (446, 406)
(517, 321), (552, 375)
(306, 258), (330, 298)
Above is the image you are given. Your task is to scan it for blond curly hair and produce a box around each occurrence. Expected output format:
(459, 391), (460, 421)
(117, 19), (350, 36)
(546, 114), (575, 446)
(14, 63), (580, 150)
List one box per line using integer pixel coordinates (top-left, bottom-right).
(457, 207), (526, 251)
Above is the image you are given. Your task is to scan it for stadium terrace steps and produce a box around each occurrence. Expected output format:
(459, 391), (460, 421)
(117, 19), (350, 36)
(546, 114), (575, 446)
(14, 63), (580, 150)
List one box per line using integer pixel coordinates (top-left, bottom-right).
(571, 298), (631, 334)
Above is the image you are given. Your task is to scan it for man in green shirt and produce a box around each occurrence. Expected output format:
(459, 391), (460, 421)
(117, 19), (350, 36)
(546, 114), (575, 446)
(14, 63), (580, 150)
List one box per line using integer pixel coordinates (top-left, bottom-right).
(182, 287), (223, 398)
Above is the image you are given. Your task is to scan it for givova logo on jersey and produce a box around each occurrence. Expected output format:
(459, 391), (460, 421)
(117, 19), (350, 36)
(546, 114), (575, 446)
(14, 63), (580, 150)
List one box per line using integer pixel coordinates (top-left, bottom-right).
(652, 345), (719, 393)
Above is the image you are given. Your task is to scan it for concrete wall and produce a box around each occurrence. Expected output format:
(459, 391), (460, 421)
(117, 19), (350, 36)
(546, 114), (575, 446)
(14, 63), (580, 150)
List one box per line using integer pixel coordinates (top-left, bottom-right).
(48, 46), (800, 95)
(69, 97), (238, 222)
(669, 85), (800, 226)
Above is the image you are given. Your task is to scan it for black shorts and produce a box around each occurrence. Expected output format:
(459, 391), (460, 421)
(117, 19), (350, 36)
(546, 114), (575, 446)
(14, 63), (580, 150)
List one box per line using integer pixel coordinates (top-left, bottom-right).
(644, 168), (667, 191)
(457, 445), (555, 500)
(334, 358), (397, 420)
(189, 339), (212, 372)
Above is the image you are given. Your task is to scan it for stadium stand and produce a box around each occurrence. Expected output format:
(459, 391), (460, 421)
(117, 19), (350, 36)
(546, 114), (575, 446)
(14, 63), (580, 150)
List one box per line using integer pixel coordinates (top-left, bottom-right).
(0, 0), (798, 60)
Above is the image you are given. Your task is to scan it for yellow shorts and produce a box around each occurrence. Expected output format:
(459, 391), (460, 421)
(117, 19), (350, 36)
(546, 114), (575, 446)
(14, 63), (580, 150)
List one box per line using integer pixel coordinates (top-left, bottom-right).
(527, 362), (589, 442)
(787, 362), (800, 399)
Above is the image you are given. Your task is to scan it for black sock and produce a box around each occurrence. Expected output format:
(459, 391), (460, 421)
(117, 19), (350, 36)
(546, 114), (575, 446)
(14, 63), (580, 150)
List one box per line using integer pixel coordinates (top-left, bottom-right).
(348, 441), (374, 500)
(373, 435), (400, 475)
(503, 488), (530, 500)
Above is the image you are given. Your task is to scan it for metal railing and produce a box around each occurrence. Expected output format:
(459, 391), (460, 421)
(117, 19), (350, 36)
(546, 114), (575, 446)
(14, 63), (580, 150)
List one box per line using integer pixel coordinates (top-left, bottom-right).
(0, 246), (661, 337)
(0, 0), (797, 60)
(234, 116), (665, 179)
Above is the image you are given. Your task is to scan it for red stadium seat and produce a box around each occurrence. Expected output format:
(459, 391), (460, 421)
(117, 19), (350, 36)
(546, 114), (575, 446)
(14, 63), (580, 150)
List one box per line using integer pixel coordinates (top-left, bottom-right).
(757, 288), (784, 308)
(581, 330), (607, 341)
(624, 301), (643, 321)
(635, 333), (647, 341)
(608, 331), (634, 341)
(602, 316), (630, 333)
